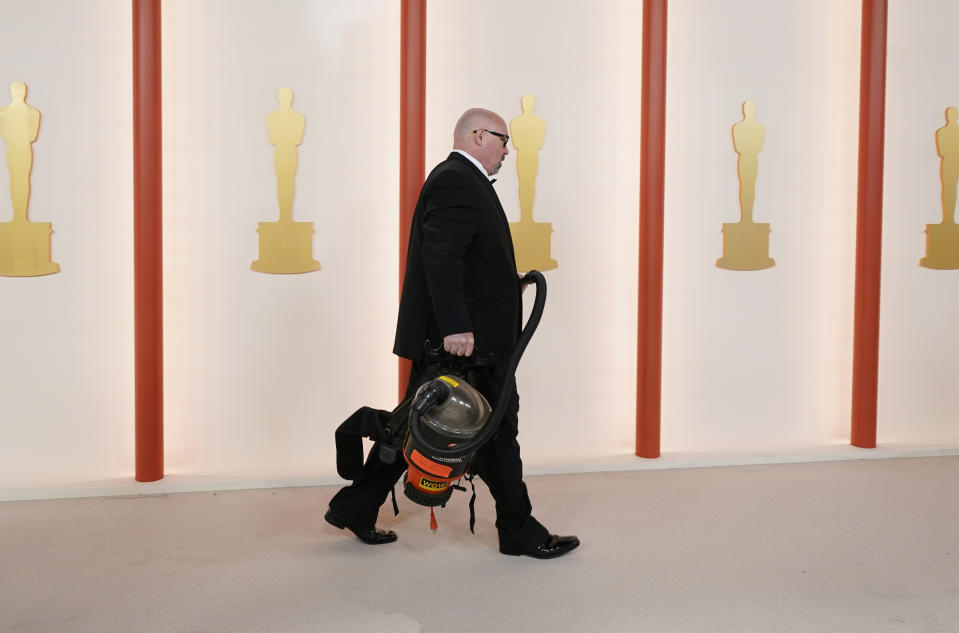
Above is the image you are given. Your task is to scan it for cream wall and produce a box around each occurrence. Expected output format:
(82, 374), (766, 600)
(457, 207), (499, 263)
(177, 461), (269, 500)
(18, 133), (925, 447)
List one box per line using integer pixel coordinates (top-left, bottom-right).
(0, 1), (134, 488)
(162, 0), (400, 479)
(880, 0), (959, 444)
(661, 0), (862, 452)
(1, 1), (956, 497)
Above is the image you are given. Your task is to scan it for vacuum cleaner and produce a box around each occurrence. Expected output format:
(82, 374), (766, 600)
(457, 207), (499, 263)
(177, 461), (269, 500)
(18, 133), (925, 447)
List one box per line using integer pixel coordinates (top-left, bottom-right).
(334, 270), (547, 529)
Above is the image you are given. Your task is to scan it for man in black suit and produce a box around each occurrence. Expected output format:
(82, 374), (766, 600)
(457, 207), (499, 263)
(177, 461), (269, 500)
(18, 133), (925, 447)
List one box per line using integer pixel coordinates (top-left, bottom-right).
(325, 108), (579, 559)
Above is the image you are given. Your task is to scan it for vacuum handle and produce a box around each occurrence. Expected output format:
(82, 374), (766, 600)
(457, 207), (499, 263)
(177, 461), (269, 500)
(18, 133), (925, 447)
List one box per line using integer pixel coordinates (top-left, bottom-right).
(517, 270), (547, 348)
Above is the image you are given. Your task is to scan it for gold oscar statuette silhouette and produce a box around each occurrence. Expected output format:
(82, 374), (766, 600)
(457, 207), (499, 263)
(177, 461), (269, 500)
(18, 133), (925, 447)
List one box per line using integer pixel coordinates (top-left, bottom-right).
(717, 100), (775, 271)
(920, 106), (959, 270)
(0, 81), (58, 277)
(509, 95), (557, 272)
(251, 88), (321, 274)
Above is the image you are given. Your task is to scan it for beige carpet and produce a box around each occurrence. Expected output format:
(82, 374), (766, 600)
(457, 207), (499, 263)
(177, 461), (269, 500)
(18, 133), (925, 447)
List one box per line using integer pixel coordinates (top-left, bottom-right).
(2, 456), (957, 633)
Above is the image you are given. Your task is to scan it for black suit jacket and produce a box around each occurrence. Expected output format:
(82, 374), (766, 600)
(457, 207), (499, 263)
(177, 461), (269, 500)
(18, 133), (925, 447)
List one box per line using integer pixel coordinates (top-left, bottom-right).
(394, 152), (521, 366)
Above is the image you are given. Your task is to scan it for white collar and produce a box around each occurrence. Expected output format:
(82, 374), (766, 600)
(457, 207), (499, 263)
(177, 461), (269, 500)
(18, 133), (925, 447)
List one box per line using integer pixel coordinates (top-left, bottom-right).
(453, 149), (491, 178)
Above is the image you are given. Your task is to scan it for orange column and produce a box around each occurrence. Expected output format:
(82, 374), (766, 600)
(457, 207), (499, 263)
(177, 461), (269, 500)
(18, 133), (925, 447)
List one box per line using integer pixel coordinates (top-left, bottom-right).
(851, 0), (888, 449)
(636, 0), (667, 458)
(133, 0), (164, 481)
(399, 0), (426, 400)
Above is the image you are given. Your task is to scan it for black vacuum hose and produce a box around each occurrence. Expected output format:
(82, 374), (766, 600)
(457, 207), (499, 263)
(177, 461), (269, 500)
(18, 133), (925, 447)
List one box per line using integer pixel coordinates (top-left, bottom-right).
(407, 270), (547, 459)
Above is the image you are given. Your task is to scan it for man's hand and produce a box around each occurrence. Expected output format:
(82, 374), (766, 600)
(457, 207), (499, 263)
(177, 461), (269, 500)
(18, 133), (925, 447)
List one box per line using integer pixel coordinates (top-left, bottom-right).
(443, 332), (475, 356)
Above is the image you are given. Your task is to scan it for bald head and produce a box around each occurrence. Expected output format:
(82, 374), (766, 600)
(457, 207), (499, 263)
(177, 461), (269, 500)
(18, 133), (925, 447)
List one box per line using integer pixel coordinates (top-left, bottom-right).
(451, 107), (510, 176)
(453, 108), (505, 146)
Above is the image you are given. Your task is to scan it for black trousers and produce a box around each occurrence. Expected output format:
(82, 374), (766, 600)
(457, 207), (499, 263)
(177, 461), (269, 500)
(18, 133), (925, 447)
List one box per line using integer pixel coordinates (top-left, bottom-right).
(328, 359), (548, 550)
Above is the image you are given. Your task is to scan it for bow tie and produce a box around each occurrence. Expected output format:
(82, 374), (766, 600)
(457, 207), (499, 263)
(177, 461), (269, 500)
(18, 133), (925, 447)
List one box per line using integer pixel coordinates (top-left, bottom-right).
(489, 179), (497, 185)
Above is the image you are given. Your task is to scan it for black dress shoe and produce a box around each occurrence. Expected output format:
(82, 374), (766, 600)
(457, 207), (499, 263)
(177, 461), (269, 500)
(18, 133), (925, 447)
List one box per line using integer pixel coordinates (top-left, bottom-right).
(500, 534), (580, 559)
(324, 509), (397, 545)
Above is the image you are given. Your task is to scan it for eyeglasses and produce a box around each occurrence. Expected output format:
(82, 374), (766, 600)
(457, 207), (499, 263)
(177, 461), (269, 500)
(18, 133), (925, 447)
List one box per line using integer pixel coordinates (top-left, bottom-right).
(472, 128), (509, 147)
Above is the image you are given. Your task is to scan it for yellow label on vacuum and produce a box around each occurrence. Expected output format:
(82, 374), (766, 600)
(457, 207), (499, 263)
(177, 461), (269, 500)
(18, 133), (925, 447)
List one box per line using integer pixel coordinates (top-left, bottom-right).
(419, 478), (449, 491)
(438, 375), (459, 388)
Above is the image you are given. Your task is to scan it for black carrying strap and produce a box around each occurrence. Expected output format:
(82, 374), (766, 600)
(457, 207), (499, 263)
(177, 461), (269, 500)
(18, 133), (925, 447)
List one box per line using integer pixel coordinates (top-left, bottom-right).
(467, 474), (477, 534)
(334, 406), (391, 480)
(334, 400), (416, 481)
(390, 484), (399, 516)
(452, 474), (478, 534)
